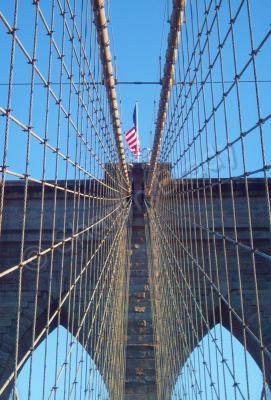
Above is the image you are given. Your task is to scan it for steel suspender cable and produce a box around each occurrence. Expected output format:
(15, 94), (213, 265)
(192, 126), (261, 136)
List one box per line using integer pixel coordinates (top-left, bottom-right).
(146, 0), (271, 399)
(1, 1), (271, 400)
(0, 1), (130, 399)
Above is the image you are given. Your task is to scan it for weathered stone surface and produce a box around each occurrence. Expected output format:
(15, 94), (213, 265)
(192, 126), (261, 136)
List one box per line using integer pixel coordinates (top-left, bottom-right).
(0, 181), (127, 399)
(0, 166), (270, 400)
(124, 164), (158, 399)
(149, 174), (271, 396)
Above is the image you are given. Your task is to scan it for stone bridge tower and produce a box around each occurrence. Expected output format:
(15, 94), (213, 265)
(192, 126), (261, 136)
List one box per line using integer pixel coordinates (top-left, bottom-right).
(0, 165), (270, 399)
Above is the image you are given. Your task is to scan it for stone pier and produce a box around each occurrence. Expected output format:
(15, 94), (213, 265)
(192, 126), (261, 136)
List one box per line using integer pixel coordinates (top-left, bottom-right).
(124, 164), (157, 399)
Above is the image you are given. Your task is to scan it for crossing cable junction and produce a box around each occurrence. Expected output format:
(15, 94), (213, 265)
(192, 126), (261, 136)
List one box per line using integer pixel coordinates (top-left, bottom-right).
(0, 0), (271, 399)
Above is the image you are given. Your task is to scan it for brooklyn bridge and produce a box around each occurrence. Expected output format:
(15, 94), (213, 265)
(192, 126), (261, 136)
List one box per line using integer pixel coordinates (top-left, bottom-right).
(0, 0), (270, 399)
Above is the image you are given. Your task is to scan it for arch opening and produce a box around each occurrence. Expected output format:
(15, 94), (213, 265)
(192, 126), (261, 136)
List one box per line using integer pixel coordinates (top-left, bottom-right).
(10, 326), (109, 400)
(171, 324), (271, 400)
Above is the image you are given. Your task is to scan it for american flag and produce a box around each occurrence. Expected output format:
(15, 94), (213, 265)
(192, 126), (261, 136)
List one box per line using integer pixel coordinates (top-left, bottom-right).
(125, 105), (141, 159)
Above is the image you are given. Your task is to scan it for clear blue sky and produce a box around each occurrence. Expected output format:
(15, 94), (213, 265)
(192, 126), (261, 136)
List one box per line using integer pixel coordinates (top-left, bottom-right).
(108, 0), (271, 174)
(0, 0), (168, 173)
(108, 0), (169, 159)
(1, 0), (270, 173)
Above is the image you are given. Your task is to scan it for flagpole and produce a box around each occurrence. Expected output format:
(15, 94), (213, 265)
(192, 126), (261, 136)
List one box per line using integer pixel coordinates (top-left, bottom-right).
(136, 101), (139, 162)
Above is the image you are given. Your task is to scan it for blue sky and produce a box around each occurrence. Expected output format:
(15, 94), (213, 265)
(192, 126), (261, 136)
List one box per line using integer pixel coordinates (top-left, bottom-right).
(1, 0), (270, 174)
(0, 0), (168, 176)
(14, 326), (109, 400)
(108, 0), (271, 172)
(108, 0), (168, 160)
(172, 324), (268, 400)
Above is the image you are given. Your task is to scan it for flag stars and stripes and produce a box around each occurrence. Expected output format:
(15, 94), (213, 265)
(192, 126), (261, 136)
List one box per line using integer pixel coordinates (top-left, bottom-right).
(125, 105), (141, 159)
